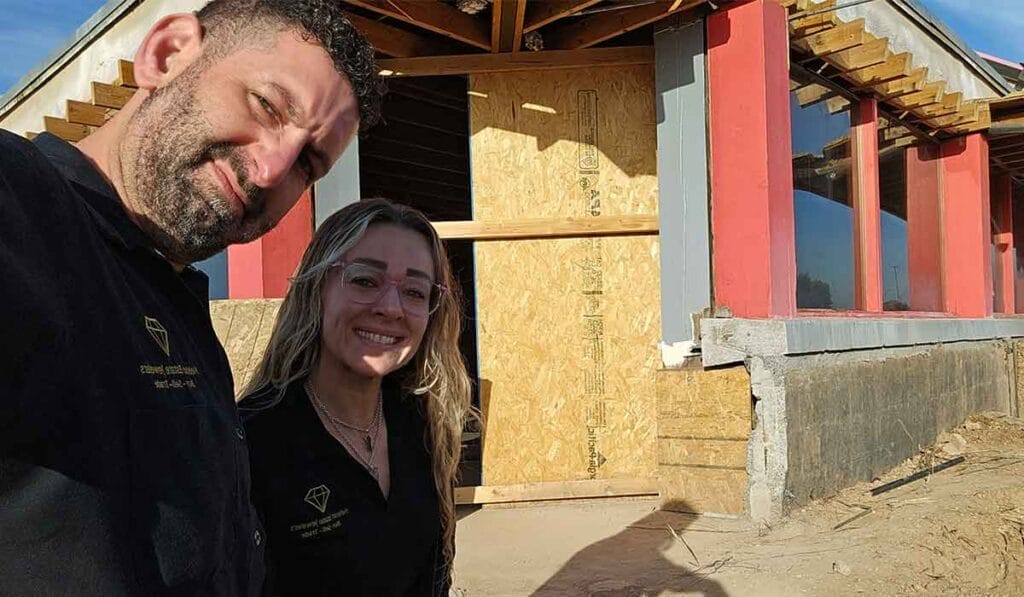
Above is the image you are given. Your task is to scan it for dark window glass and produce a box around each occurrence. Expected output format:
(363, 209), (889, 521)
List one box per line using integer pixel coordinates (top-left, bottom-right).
(791, 79), (853, 310)
(879, 119), (909, 311)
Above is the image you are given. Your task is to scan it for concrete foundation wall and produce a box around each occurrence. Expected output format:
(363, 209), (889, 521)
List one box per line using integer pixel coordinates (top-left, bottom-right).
(765, 341), (1013, 516)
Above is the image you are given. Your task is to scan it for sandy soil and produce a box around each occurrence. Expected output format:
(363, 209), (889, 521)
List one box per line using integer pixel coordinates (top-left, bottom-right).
(452, 412), (1024, 596)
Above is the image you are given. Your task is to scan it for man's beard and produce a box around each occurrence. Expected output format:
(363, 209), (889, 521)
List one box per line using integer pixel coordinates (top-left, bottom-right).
(121, 68), (273, 264)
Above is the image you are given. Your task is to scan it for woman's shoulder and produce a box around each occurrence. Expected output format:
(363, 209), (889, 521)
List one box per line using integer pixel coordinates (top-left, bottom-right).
(239, 380), (307, 433)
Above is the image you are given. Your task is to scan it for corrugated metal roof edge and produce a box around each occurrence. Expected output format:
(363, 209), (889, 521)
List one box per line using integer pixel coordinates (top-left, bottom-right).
(0, 0), (145, 121)
(889, 0), (1011, 97)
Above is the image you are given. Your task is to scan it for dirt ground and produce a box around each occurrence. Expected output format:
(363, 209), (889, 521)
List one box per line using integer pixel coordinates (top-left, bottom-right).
(452, 412), (1024, 596)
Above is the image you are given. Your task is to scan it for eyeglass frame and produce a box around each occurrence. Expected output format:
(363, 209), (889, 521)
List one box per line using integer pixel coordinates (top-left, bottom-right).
(328, 260), (447, 317)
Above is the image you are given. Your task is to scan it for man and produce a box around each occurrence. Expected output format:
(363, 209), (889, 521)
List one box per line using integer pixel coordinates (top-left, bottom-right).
(0, 1), (384, 594)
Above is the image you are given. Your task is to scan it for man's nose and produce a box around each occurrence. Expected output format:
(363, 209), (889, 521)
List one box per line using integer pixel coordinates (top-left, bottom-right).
(249, 135), (303, 188)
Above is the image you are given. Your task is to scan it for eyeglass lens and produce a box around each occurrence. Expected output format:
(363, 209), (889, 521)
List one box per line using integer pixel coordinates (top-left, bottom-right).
(341, 263), (439, 315)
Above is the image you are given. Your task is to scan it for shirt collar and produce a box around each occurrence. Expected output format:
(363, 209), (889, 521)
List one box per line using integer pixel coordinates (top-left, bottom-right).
(34, 132), (151, 251)
(33, 132), (212, 299)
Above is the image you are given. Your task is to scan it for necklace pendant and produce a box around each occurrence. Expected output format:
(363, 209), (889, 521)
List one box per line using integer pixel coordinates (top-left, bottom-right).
(364, 435), (372, 452)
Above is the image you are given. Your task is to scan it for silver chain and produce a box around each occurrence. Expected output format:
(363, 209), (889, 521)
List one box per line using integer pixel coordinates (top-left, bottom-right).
(305, 379), (384, 479)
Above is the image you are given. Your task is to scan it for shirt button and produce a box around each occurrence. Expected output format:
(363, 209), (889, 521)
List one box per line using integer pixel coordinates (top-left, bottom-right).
(254, 529), (262, 546)
(235, 427), (245, 441)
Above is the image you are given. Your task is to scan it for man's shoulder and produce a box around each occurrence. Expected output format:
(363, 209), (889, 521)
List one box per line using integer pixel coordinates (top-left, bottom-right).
(0, 129), (67, 198)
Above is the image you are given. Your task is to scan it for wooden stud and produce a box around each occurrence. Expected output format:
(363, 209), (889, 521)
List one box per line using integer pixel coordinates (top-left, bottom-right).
(523, 0), (602, 33)
(431, 215), (659, 241)
(91, 81), (135, 109)
(66, 99), (115, 127)
(345, 12), (458, 57)
(342, 0), (491, 50)
(43, 116), (91, 142)
(542, 0), (705, 51)
(378, 45), (654, 77)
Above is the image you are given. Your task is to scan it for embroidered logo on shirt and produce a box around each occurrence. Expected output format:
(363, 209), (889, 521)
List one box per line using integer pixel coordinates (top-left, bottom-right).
(305, 484), (331, 513)
(144, 316), (170, 357)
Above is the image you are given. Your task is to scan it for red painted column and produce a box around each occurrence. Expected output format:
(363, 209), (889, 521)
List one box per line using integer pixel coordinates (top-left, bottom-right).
(850, 98), (882, 311)
(228, 189), (314, 298)
(992, 173), (1014, 314)
(707, 0), (796, 318)
(939, 133), (991, 317)
(906, 144), (943, 311)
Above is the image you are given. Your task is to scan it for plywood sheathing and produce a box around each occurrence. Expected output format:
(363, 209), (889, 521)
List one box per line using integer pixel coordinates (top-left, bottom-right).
(656, 366), (751, 515)
(470, 65), (661, 486)
(783, 0), (991, 136)
(210, 299), (282, 397)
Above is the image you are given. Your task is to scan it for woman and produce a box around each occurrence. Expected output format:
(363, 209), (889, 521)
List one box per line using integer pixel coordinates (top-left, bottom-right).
(240, 198), (472, 596)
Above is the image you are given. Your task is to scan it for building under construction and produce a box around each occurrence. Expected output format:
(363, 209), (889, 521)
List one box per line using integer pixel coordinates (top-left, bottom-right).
(4, 0), (1024, 521)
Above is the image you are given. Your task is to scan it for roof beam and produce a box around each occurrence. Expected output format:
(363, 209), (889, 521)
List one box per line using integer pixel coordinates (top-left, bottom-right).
(542, 0), (705, 51)
(345, 12), (457, 57)
(343, 0), (491, 50)
(491, 0), (527, 53)
(524, 0), (602, 33)
(378, 45), (654, 77)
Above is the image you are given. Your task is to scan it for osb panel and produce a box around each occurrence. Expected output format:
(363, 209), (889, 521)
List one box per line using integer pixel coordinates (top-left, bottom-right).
(656, 366), (751, 440)
(657, 438), (747, 469)
(659, 467), (748, 515)
(471, 65), (660, 485)
(209, 299), (282, 396)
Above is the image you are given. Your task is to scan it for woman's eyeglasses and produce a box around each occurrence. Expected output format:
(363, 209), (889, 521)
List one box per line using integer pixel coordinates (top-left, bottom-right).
(331, 261), (445, 317)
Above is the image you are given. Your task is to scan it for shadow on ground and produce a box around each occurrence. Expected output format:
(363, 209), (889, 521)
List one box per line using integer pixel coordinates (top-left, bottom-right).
(531, 500), (729, 596)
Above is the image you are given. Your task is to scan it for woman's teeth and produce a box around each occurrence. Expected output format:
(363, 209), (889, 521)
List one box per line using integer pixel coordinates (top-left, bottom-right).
(356, 329), (398, 345)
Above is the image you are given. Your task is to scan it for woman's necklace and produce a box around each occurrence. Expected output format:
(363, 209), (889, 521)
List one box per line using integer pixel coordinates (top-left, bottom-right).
(305, 379), (384, 478)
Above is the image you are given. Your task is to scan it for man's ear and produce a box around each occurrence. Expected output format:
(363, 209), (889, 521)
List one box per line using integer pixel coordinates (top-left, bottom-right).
(132, 13), (204, 90)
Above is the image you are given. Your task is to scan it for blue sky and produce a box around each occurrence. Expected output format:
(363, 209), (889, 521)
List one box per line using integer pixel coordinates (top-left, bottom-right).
(0, 0), (1022, 99)
(0, 0), (108, 98)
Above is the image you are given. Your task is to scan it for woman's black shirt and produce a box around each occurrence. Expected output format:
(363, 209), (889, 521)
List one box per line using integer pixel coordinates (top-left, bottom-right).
(242, 379), (447, 596)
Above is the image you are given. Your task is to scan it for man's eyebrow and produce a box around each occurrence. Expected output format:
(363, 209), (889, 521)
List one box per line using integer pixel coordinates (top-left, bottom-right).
(266, 82), (331, 178)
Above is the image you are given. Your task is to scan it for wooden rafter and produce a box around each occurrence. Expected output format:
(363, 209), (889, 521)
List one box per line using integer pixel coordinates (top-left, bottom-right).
(542, 0), (705, 51)
(342, 0), (491, 51)
(491, 0), (527, 53)
(787, 0), (1007, 137)
(345, 11), (457, 57)
(523, 0), (602, 33)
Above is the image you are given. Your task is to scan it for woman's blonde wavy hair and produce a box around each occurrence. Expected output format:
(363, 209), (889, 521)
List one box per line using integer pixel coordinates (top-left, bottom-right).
(241, 197), (472, 573)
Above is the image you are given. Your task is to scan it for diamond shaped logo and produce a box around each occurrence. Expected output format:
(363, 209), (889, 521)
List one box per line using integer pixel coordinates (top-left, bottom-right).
(305, 484), (330, 513)
(144, 317), (169, 357)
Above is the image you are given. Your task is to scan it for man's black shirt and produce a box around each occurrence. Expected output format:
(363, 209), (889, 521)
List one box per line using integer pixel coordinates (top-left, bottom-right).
(242, 379), (448, 596)
(0, 131), (264, 596)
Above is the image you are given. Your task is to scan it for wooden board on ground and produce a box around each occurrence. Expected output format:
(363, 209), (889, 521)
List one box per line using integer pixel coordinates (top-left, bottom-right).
(469, 65), (661, 486)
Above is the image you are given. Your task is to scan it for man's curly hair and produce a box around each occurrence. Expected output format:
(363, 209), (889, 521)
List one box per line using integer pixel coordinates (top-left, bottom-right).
(196, 0), (385, 130)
